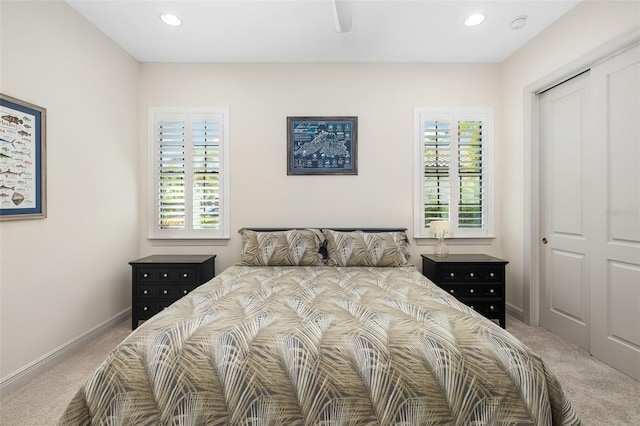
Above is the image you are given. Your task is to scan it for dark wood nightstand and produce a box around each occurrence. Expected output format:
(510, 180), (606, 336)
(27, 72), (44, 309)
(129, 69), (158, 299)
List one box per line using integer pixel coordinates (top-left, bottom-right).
(129, 255), (216, 330)
(421, 254), (509, 328)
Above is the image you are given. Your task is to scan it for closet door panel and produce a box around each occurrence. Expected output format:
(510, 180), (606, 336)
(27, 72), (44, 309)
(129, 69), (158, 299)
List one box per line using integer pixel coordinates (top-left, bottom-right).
(590, 45), (640, 381)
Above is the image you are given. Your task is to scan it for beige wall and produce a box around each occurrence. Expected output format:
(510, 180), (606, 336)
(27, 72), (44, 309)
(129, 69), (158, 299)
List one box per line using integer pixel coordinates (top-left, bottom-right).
(0, 1), (139, 379)
(499, 0), (639, 319)
(137, 62), (503, 273)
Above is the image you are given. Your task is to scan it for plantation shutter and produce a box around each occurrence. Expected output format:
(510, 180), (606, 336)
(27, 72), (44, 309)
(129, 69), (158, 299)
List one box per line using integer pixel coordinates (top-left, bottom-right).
(422, 118), (451, 227)
(414, 108), (493, 238)
(192, 118), (221, 230)
(152, 109), (228, 239)
(457, 120), (483, 229)
(158, 119), (186, 230)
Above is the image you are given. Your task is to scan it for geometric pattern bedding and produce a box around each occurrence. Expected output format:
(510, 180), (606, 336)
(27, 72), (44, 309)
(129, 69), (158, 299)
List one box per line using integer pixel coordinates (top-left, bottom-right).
(58, 265), (580, 425)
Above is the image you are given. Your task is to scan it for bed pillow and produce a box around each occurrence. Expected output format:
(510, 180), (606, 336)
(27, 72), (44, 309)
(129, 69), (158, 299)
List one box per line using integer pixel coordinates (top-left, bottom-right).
(239, 229), (324, 266)
(322, 229), (411, 267)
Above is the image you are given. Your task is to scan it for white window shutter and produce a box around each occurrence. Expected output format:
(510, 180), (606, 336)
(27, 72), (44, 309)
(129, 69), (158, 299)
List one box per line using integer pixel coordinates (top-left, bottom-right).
(191, 117), (221, 231)
(457, 120), (484, 229)
(158, 118), (186, 231)
(150, 109), (229, 239)
(414, 108), (493, 239)
(422, 117), (451, 227)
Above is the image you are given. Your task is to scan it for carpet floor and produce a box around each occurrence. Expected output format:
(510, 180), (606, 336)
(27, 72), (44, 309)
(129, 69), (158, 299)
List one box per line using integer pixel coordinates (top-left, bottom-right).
(1, 316), (638, 425)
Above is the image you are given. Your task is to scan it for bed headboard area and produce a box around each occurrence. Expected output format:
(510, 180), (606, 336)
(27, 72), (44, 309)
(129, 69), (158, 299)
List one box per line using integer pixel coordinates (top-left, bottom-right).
(238, 227), (411, 267)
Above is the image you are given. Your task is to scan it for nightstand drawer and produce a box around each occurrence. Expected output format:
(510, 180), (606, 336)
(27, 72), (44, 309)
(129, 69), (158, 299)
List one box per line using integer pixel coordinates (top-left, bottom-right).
(157, 269), (177, 282)
(137, 285), (157, 298)
(137, 268), (183, 283)
(136, 301), (174, 319)
(441, 266), (503, 283)
(178, 268), (197, 283)
(440, 283), (503, 298)
(465, 300), (503, 317)
(137, 269), (157, 282)
(178, 285), (198, 297)
(137, 285), (179, 299)
(136, 301), (159, 319)
(157, 286), (176, 298)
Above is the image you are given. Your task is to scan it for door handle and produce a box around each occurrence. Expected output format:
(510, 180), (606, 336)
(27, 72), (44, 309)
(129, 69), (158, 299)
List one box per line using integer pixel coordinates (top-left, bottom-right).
(542, 237), (548, 244)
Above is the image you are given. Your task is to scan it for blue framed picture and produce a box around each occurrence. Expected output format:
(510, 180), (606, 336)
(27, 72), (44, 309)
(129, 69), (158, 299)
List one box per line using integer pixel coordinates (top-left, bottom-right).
(287, 116), (357, 175)
(0, 94), (47, 220)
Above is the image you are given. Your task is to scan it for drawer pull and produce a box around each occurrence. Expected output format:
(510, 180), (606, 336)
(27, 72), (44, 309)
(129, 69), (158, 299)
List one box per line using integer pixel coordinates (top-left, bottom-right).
(469, 272), (475, 278)
(163, 273), (168, 278)
(469, 289), (474, 294)
(490, 272), (495, 278)
(183, 273), (188, 278)
(183, 289), (188, 295)
(490, 305), (495, 311)
(489, 289), (495, 294)
(143, 290), (148, 295)
(143, 306), (148, 311)
(449, 289), (455, 294)
(163, 290), (168, 295)
(143, 273), (149, 278)
(450, 273), (455, 278)
(470, 305), (475, 310)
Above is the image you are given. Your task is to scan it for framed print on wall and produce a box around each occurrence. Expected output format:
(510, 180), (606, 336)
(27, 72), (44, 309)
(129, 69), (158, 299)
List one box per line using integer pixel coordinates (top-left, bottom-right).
(287, 116), (358, 175)
(0, 94), (47, 220)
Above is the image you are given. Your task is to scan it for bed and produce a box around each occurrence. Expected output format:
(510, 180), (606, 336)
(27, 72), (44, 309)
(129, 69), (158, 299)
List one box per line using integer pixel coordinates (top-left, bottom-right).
(59, 228), (580, 425)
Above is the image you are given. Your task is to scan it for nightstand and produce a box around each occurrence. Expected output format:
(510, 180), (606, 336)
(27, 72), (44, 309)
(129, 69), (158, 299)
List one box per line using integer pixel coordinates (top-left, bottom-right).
(129, 255), (216, 330)
(421, 254), (508, 328)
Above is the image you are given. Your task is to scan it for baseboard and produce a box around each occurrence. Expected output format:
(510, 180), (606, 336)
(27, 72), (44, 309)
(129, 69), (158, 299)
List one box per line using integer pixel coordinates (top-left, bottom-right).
(506, 302), (525, 323)
(0, 308), (131, 395)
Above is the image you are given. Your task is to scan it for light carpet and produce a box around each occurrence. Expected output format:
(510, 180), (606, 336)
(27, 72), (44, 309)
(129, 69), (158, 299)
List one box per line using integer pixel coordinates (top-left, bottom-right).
(1, 316), (638, 425)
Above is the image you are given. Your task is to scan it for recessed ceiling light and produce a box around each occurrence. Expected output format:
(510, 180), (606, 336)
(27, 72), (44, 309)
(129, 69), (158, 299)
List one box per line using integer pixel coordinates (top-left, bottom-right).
(464, 13), (486, 27)
(510, 15), (528, 30)
(160, 13), (182, 27)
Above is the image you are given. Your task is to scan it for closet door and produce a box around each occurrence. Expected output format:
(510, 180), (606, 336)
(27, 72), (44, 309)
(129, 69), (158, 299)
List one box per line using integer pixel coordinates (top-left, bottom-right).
(590, 45), (640, 380)
(539, 72), (591, 350)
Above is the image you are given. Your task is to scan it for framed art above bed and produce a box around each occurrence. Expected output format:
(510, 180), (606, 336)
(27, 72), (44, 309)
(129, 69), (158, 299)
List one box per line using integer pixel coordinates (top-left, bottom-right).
(287, 116), (358, 175)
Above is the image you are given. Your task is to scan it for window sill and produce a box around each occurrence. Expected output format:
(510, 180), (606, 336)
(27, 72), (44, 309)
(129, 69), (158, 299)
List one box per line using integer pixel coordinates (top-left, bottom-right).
(148, 237), (230, 247)
(413, 236), (496, 246)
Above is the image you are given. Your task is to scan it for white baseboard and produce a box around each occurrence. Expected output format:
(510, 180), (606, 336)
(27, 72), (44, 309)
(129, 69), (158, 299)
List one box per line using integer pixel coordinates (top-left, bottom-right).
(506, 302), (525, 323)
(0, 308), (131, 395)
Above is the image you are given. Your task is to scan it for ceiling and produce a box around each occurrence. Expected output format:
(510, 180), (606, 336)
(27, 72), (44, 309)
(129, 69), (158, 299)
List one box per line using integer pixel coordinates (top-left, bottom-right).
(66, 0), (581, 63)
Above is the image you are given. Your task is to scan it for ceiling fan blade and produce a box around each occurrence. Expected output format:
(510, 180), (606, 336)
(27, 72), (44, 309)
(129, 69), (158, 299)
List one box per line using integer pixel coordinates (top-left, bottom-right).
(332, 0), (352, 33)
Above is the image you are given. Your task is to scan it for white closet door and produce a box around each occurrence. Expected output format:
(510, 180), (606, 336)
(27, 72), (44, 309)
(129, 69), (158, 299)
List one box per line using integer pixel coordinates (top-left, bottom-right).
(539, 72), (591, 350)
(590, 45), (640, 380)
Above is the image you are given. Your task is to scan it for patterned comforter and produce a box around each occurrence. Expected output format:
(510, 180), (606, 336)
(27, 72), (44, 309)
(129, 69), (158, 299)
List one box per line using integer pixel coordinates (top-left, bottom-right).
(59, 265), (580, 425)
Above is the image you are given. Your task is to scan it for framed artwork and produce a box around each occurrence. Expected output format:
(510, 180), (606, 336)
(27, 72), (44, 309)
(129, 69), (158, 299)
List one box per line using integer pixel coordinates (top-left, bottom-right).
(0, 94), (47, 220)
(287, 116), (357, 175)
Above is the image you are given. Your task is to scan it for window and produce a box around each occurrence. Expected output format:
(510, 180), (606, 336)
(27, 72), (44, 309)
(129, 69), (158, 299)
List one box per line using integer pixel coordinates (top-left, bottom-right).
(414, 108), (494, 239)
(149, 108), (229, 239)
